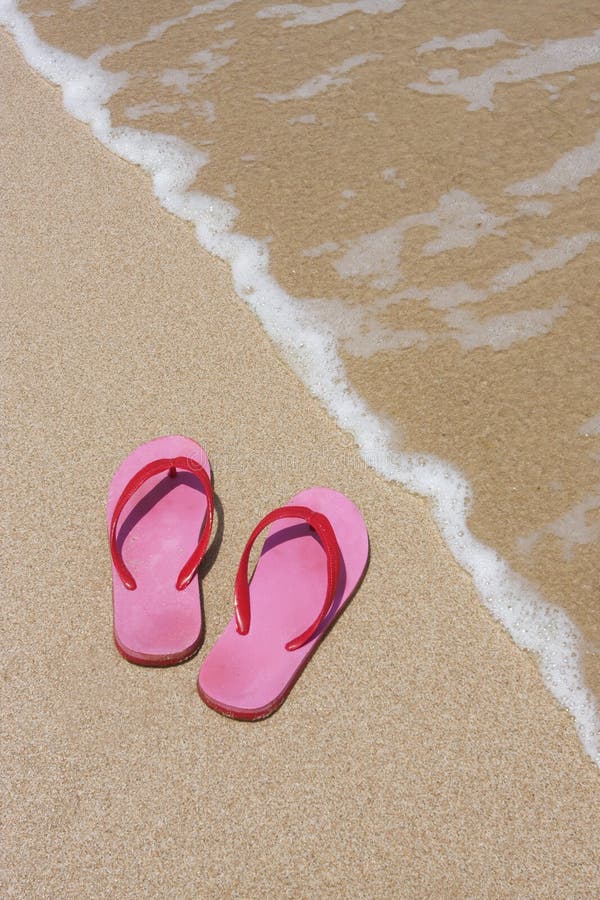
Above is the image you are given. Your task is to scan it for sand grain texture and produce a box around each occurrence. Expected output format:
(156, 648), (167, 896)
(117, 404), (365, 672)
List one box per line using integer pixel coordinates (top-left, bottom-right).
(1, 33), (600, 899)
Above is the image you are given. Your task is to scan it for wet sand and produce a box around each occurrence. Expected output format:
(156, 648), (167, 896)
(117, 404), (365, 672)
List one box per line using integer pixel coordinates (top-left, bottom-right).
(2, 30), (600, 898)
(19, 0), (600, 701)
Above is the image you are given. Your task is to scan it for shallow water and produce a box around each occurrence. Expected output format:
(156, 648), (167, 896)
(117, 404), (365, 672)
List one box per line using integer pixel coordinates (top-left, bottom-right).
(5, 0), (600, 759)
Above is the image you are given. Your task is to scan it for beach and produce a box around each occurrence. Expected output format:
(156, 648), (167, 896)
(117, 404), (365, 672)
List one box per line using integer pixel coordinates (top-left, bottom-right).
(2, 10), (600, 899)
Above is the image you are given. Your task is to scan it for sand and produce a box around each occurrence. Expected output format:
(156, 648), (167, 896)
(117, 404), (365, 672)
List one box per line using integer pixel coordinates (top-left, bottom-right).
(2, 30), (600, 898)
(20, 0), (600, 703)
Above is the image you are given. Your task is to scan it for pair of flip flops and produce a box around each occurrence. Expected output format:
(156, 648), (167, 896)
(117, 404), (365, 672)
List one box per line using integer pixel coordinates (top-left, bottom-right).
(107, 436), (369, 720)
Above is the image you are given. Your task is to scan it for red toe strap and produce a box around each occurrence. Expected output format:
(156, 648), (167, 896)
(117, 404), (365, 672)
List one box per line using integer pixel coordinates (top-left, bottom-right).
(109, 456), (214, 591)
(234, 504), (341, 652)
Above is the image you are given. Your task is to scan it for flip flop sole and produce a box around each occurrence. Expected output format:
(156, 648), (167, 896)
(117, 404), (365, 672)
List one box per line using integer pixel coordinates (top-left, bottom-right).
(107, 435), (211, 666)
(198, 487), (369, 718)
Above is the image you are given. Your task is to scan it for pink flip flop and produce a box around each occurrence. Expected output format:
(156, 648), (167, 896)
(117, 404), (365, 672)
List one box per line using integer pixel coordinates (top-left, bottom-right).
(198, 487), (369, 719)
(107, 435), (214, 666)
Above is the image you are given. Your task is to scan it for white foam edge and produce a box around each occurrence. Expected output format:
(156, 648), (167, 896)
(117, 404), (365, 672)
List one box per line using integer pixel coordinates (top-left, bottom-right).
(1, 1), (598, 764)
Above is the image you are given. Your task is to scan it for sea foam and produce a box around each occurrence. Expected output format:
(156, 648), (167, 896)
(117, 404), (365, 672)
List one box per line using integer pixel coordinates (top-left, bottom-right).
(506, 130), (600, 196)
(256, 1), (406, 28)
(257, 53), (381, 103)
(416, 30), (511, 55)
(1, 0), (599, 765)
(410, 30), (600, 110)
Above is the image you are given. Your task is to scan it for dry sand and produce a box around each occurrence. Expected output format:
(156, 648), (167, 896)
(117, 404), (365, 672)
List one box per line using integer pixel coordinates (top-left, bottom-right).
(2, 31), (600, 898)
